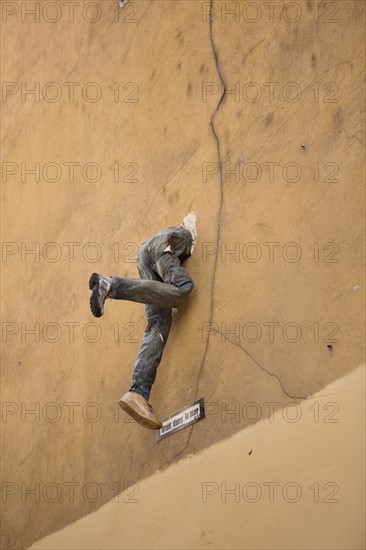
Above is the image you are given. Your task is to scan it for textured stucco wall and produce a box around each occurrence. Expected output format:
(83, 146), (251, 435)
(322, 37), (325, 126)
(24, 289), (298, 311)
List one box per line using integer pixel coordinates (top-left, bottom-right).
(1, 0), (364, 548)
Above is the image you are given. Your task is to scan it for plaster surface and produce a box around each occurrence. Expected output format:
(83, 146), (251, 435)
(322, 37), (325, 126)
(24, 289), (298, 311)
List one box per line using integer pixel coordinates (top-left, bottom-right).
(1, 1), (364, 547)
(31, 366), (366, 550)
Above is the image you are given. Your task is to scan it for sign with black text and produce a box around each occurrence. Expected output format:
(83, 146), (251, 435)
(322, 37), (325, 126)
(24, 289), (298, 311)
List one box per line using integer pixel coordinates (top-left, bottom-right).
(156, 398), (205, 442)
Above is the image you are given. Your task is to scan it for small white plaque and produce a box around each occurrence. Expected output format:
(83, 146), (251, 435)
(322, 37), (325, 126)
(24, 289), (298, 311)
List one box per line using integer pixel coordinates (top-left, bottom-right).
(156, 398), (205, 441)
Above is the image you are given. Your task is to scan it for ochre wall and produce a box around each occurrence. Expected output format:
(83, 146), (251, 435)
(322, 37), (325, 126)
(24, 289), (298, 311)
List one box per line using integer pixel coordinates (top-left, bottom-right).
(31, 366), (365, 550)
(1, 1), (364, 548)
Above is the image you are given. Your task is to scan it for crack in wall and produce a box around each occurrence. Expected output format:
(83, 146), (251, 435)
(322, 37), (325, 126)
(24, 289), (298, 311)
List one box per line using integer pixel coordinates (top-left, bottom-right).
(210, 328), (307, 401)
(193, 0), (227, 402)
(162, 0), (226, 467)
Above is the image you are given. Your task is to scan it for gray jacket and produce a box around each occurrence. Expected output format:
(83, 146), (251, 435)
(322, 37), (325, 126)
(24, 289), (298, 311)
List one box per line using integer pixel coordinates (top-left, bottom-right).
(142, 226), (193, 263)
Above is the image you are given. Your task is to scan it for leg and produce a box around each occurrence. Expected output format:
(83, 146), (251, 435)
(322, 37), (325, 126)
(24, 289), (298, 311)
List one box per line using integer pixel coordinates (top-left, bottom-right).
(128, 249), (177, 399)
(112, 252), (194, 308)
(89, 244), (194, 316)
(129, 304), (172, 400)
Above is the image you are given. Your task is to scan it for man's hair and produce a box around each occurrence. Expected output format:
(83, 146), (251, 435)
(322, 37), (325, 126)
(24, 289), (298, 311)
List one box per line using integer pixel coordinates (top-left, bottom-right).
(181, 212), (197, 254)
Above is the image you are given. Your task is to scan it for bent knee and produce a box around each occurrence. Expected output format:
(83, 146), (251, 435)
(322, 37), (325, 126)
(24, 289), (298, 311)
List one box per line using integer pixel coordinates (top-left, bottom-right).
(178, 280), (194, 295)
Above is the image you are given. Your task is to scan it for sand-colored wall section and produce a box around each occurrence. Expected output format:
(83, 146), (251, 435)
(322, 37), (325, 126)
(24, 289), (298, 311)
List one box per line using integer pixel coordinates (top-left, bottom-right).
(1, 0), (364, 547)
(31, 365), (365, 550)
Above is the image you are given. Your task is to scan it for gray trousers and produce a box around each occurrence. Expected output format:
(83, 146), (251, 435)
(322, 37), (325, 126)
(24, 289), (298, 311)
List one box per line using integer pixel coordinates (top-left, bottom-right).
(111, 243), (194, 400)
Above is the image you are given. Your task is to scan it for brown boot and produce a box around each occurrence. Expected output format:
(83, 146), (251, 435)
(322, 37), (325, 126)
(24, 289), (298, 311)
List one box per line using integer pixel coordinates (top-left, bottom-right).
(119, 391), (162, 430)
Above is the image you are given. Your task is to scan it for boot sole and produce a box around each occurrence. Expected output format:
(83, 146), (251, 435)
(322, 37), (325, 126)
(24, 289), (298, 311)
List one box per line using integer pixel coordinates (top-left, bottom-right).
(89, 272), (99, 291)
(119, 399), (162, 430)
(89, 273), (104, 318)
